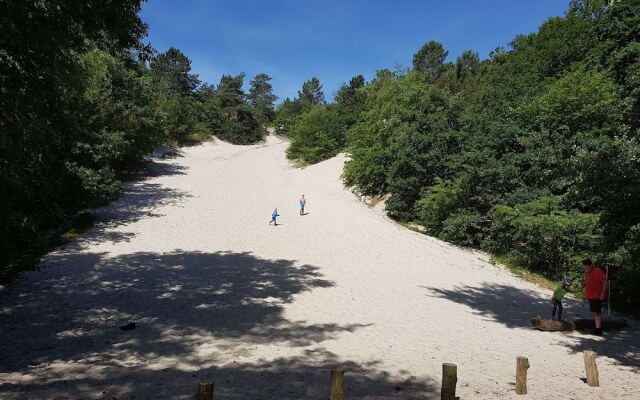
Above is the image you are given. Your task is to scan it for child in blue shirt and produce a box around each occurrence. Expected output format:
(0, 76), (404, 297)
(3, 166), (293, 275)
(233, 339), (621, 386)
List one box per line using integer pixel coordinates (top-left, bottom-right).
(269, 208), (279, 226)
(299, 195), (306, 215)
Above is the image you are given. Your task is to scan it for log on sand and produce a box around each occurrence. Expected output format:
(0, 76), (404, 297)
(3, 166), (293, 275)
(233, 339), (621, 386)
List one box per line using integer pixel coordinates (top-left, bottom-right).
(530, 316), (629, 332)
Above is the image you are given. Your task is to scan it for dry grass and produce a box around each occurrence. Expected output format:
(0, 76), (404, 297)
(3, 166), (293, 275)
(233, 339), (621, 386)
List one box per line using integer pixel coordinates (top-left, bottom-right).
(289, 159), (308, 169)
(491, 256), (558, 292)
(364, 194), (386, 208)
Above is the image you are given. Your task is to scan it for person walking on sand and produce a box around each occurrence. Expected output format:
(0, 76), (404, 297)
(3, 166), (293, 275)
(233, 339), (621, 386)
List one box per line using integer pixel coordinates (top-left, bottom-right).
(299, 195), (306, 215)
(581, 258), (607, 336)
(269, 208), (280, 226)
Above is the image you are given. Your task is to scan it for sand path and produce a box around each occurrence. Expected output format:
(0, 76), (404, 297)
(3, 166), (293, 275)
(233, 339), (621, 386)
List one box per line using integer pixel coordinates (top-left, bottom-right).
(1, 135), (638, 399)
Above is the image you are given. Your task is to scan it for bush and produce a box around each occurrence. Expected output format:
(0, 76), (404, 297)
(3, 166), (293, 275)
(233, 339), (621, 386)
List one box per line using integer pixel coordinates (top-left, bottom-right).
(489, 196), (601, 277)
(417, 178), (465, 234)
(440, 210), (487, 246)
(607, 224), (640, 312)
(286, 105), (345, 164)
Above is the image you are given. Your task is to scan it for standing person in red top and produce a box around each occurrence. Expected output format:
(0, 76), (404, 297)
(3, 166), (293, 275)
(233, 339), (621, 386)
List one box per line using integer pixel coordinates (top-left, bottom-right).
(581, 258), (607, 336)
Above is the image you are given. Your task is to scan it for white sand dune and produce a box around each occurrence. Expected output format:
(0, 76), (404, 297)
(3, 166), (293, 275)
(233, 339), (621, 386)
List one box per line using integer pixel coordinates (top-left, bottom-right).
(1, 135), (638, 399)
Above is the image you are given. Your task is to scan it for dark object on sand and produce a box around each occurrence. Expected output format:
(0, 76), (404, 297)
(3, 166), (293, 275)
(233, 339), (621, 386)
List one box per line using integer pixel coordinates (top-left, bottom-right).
(119, 322), (137, 331)
(530, 316), (629, 331)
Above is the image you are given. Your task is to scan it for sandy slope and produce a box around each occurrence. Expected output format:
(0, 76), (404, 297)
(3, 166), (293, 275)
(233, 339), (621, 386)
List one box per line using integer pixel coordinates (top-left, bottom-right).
(1, 135), (638, 399)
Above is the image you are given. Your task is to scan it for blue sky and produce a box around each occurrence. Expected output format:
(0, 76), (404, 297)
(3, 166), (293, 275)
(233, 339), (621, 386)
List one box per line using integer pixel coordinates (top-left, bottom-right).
(140, 1), (569, 103)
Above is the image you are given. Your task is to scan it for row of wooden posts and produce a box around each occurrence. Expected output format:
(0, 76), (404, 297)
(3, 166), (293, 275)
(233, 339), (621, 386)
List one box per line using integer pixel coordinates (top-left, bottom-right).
(513, 351), (600, 396)
(194, 351), (600, 399)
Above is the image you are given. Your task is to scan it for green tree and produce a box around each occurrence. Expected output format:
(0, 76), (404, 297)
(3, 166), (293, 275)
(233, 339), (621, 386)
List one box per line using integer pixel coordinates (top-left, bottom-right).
(335, 74), (367, 125)
(275, 77), (325, 136)
(197, 84), (221, 134)
(595, 0), (640, 128)
(247, 73), (278, 125)
(149, 47), (201, 96)
(417, 178), (466, 234)
(455, 50), (480, 81)
(0, 0), (149, 259)
(154, 88), (208, 142)
(343, 69), (403, 195)
(214, 74), (262, 144)
(367, 72), (462, 220)
(299, 77), (325, 106)
(81, 48), (164, 169)
(412, 40), (449, 82)
(286, 105), (344, 164)
(488, 197), (601, 277)
(274, 97), (305, 135)
(518, 68), (616, 134)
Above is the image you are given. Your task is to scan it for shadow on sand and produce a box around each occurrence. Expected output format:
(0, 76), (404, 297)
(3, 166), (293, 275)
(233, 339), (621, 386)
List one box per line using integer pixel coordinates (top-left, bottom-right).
(77, 161), (191, 247)
(425, 283), (640, 371)
(0, 251), (438, 399)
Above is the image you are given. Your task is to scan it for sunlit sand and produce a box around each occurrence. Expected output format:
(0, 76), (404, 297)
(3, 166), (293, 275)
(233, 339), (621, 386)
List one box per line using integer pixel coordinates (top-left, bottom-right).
(1, 135), (638, 399)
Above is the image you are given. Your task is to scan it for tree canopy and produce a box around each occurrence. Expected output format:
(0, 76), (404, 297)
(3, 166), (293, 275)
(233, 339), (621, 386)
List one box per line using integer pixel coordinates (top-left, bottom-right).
(413, 40), (449, 82)
(299, 77), (326, 107)
(0, 0), (275, 270)
(1, 0), (155, 262)
(150, 47), (201, 95)
(248, 73), (279, 125)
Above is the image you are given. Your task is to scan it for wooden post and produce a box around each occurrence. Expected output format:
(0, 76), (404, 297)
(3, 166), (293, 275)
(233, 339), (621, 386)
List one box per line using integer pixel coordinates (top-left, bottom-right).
(194, 382), (214, 400)
(583, 351), (600, 387)
(330, 369), (344, 400)
(441, 363), (457, 400)
(515, 356), (529, 395)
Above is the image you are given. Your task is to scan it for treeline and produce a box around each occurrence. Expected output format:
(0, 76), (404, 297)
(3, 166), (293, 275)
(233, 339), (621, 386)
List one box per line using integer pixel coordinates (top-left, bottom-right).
(276, 0), (640, 310)
(0, 1), (277, 265)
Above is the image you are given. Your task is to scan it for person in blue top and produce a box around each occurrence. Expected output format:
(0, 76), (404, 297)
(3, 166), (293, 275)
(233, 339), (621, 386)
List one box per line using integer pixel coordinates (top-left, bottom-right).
(269, 208), (279, 226)
(551, 278), (572, 321)
(299, 195), (306, 215)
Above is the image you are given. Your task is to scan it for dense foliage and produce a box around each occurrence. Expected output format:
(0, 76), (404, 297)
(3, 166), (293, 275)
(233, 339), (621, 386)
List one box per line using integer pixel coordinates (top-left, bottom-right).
(0, 1), (277, 265)
(276, 0), (640, 310)
(276, 75), (366, 164)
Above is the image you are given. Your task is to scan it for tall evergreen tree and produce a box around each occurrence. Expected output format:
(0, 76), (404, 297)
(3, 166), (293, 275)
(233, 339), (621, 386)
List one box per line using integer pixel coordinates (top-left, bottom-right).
(148, 47), (208, 141)
(334, 75), (367, 130)
(150, 47), (200, 96)
(214, 74), (262, 144)
(299, 77), (325, 106)
(412, 40), (449, 82)
(455, 50), (480, 80)
(247, 73), (278, 124)
(335, 75), (366, 109)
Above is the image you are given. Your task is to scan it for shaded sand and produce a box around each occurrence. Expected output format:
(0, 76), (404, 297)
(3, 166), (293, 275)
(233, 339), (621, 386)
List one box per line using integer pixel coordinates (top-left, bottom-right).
(1, 135), (638, 399)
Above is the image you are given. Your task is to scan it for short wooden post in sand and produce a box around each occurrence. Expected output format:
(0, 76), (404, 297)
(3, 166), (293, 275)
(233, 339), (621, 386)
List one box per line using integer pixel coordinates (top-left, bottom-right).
(441, 363), (457, 400)
(330, 369), (344, 400)
(194, 382), (214, 400)
(583, 351), (600, 387)
(515, 356), (529, 395)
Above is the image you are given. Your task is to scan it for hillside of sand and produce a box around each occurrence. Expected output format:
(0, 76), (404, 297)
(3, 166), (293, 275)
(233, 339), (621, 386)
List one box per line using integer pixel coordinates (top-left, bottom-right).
(1, 135), (638, 399)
